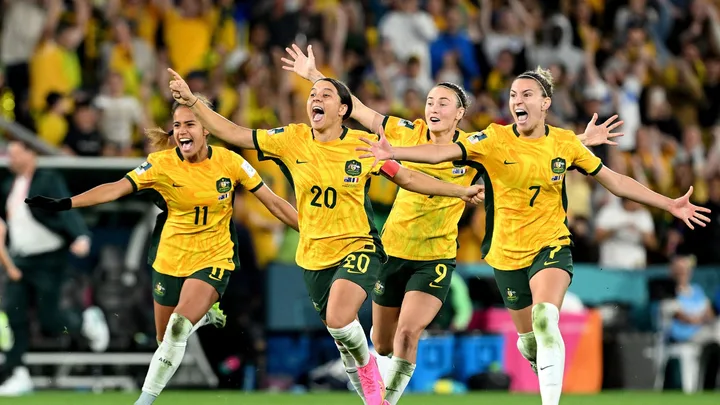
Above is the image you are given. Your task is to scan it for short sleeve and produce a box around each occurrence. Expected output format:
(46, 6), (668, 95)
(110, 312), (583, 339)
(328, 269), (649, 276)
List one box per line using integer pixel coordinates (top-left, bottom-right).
(455, 127), (496, 162)
(569, 138), (603, 176)
(252, 124), (297, 161)
(382, 115), (425, 144)
(125, 155), (159, 192)
(231, 152), (264, 193)
(638, 209), (655, 233)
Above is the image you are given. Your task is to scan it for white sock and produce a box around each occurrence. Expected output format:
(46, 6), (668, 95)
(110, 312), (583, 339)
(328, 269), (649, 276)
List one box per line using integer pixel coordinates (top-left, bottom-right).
(336, 341), (365, 401)
(189, 313), (210, 335)
(136, 313), (193, 404)
(517, 331), (538, 370)
(327, 320), (370, 367)
(532, 303), (564, 405)
(384, 356), (415, 405)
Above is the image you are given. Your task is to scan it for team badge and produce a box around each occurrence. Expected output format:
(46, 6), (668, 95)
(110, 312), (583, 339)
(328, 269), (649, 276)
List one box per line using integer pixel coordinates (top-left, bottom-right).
(154, 282), (166, 297)
(267, 127), (285, 136)
(134, 161), (152, 175)
(551, 157), (566, 174)
(374, 281), (385, 296)
(468, 132), (487, 144)
(216, 177), (232, 193)
(506, 288), (518, 303)
(312, 300), (321, 312)
(345, 160), (362, 176)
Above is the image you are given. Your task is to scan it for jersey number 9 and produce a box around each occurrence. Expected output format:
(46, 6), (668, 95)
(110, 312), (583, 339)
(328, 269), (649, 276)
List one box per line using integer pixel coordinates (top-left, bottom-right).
(310, 186), (337, 209)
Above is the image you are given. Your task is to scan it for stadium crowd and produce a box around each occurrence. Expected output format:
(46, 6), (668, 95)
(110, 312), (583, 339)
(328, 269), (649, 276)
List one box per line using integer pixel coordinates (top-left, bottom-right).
(2, 0), (720, 268)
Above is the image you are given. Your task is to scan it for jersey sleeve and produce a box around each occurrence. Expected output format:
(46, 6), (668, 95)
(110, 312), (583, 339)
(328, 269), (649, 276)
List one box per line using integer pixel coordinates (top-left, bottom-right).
(251, 123), (298, 161)
(455, 126), (496, 162)
(569, 138), (603, 176)
(230, 152), (264, 192)
(381, 115), (424, 145)
(124, 155), (160, 192)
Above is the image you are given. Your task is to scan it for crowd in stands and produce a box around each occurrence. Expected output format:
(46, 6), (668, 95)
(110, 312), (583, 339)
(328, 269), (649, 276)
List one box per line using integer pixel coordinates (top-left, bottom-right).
(2, 0), (720, 270)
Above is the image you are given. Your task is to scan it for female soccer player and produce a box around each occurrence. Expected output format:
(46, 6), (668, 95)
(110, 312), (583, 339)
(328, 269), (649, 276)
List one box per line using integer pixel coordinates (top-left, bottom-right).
(282, 44), (622, 405)
(359, 67), (711, 405)
(25, 96), (300, 405)
(167, 69), (483, 405)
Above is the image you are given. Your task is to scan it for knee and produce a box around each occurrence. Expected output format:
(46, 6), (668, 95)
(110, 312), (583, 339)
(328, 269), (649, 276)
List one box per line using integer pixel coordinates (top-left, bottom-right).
(531, 303), (560, 338)
(164, 313), (193, 344)
(325, 312), (354, 330)
(395, 324), (423, 353)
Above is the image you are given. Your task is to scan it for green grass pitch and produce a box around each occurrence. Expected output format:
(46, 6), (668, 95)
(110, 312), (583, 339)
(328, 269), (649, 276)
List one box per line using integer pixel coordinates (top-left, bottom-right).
(0, 391), (718, 405)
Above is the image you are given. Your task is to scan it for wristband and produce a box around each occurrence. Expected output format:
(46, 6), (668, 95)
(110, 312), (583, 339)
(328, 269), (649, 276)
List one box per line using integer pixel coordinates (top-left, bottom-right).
(380, 160), (401, 178)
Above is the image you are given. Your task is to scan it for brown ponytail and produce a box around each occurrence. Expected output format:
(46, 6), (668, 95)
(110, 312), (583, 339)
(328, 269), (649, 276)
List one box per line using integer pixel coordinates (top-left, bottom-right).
(144, 93), (214, 152)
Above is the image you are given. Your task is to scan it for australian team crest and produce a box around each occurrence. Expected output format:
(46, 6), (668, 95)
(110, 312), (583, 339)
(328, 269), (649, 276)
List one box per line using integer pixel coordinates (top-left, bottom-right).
(551, 157), (566, 174)
(154, 282), (165, 297)
(216, 177), (232, 193)
(345, 160), (362, 176)
(374, 281), (385, 296)
(506, 288), (518, 303)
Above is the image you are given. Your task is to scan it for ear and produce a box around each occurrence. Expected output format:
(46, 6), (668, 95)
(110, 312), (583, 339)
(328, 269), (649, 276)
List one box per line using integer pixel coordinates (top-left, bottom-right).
(542, 97), (552, 112)
(204, 128), (210, 137)
(456, 107), (466, 121)
(338, 103), (348, 118)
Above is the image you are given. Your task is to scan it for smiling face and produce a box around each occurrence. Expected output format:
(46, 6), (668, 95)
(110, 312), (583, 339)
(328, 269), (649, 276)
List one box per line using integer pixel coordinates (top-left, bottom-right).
(172, 106), (209, 158)
(509, 78), (550, 134)
(425, 86), (464, 133)
(307, 80), (347, 131)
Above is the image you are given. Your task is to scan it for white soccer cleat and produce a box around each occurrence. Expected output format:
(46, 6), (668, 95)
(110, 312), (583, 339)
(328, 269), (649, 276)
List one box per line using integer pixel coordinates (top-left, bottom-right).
(82, 306), (110, 352)
(0, 311), (14, 352)
(0, 366), (33, 396)
(207, 302), (226, 329)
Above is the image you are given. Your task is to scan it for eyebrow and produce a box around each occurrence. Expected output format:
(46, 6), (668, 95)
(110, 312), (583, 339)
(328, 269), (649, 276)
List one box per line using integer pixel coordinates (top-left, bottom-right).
(310, 87), (336, 94)
(427, 96), (453, 102)
(173, 120), (196, 124)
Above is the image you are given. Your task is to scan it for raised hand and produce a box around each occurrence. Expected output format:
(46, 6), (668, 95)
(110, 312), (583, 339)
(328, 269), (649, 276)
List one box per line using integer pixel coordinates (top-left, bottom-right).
(167, 68), (197, 106)
(582, 113), (624, 147)
(358, 126), (395, 168)
(25, 195), (72, 211)
(669, 186), (712, 230)
(281, 44), (320, 81)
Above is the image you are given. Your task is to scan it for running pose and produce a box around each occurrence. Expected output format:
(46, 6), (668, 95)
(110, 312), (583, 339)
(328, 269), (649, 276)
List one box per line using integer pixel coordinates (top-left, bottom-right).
(358, 67), (710, 405)
(26, 97), (299, 405)
(282, 44), (622, 404)
(168, 69), (483, 405)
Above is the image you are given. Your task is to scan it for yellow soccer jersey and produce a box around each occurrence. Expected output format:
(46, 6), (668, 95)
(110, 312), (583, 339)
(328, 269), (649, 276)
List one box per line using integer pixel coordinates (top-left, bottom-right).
(381, 115), (479, 261)
(456, 124), (602, 270)
(125, 146), (263, 277)
(252, 124), (385, 270)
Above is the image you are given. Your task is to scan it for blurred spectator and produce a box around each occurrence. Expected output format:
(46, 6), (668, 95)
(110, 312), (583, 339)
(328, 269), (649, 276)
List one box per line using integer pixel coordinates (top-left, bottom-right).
(93, 72), (147, 156)
(430, 6), (480, 89)
(595, 198), (657, 270)
(100, 17), (156, 97)
(36, 92), (69, 147)
(62, 99), (104, 156)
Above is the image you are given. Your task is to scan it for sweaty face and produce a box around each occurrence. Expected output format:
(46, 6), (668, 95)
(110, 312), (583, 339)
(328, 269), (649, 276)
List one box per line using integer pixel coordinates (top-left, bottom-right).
(307, 81), (346, 131)
(509, 78), (548, 133)
(425, 86), (463, 134)
(172, 106), (208, 158)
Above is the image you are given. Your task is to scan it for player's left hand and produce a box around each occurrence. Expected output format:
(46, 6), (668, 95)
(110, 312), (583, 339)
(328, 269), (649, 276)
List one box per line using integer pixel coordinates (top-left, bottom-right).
(463, 185), (485, 205)
(582, 113), (624, 146)
(358, 126), (394, 168)
(70, 236), (91, 258)
(669, 186), (712, 230)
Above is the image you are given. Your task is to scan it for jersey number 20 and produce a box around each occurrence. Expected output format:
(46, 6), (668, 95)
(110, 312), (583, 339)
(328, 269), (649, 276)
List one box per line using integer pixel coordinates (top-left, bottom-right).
(310, 186), (337, 209)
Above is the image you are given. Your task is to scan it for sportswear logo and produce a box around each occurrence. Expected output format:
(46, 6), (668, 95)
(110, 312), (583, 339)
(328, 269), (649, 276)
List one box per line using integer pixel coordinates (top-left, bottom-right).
(544, 260), (559, 266)
(296, 159), (308, 164)
(429, 282), (443, 288)
(540, 365), (553, 371)
(172, 183), (183, 188)
(504, 160), (517, 165)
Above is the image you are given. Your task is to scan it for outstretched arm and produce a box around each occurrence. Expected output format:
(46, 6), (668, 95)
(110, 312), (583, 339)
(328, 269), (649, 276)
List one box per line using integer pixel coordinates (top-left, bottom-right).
(578, 113), (624, 147)
(251, 185), (299, 232)
(358, 128), (464, 165)
(25, 178), (135, 211)
(595, 166), (710, 229)
(281, 44), (384, 133)
(381, 160), (483, 201)
(168, 68), (255, 149)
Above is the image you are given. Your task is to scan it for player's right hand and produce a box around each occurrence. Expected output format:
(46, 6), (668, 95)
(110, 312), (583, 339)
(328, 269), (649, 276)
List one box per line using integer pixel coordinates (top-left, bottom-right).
(358, 126), (394, 168)
(462, 185), (485, 204)
(167, 68), (197, 106)
(25, 195), (72, 211)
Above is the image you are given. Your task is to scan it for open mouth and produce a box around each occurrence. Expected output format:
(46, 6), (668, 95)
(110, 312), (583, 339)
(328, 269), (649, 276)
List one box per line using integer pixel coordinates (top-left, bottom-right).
(178, 137), (193, 152)
(515, 109), (528, 124)
(311, 106), (325, 123)
(429, 117), (441, 123)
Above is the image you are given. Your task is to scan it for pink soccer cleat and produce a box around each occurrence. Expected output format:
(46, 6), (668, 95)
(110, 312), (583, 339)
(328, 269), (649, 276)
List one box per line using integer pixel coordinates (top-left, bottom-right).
(357, 355), (385, 405)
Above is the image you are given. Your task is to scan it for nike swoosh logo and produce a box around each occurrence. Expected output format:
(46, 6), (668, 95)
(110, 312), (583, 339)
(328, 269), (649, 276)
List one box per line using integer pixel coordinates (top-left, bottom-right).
(429, 283), (442, 288)
(504, 160), (517, 165)
(296, 159), (308, 164)
(544, 261), (559, 266)
(540, 365), (553, 371)
(172, 183), (183, 188)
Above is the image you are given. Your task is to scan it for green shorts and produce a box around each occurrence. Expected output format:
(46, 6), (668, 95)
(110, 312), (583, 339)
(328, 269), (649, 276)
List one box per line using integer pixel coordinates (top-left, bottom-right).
(152, 267), (232, 307)
(372, 256), (455, 307)
(493, 245), (574, 310)
(303, 248), (383, 321)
